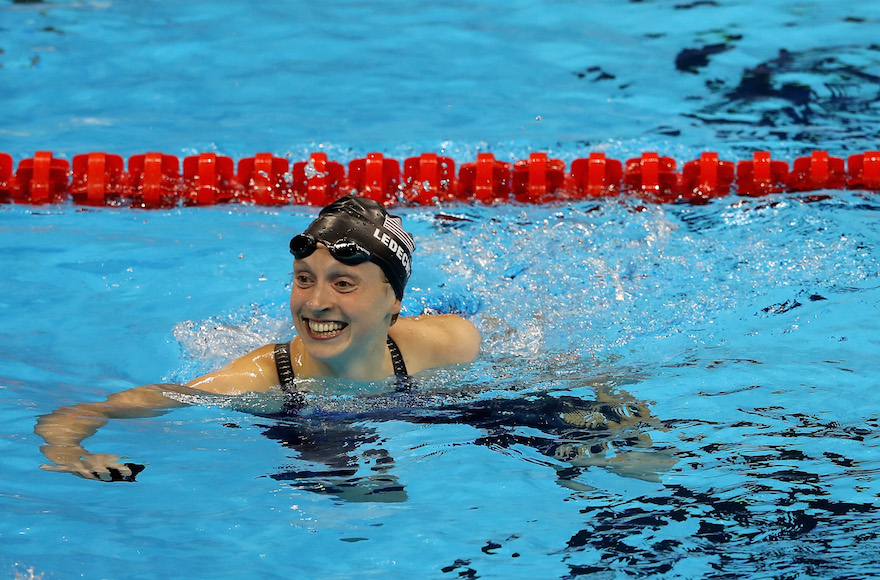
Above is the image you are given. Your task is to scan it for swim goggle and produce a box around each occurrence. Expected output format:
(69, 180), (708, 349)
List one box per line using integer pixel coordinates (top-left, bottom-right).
(289, 234), (372, 265)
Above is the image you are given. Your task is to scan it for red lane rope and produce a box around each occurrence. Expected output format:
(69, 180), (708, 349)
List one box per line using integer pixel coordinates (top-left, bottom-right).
(1, 149), (878, 208)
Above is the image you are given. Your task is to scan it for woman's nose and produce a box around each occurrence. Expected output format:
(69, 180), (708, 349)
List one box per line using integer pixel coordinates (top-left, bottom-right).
(305, 282), (333, 312)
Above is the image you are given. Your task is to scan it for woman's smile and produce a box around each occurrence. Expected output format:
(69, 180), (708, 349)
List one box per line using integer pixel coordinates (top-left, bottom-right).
(304, 318), (348, 340)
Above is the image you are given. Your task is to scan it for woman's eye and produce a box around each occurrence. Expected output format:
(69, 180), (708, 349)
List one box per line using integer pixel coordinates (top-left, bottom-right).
(294, 274), (314, 287)
(334, 279), (356, 291)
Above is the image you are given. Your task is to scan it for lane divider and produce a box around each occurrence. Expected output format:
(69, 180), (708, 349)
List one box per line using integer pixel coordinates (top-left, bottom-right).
(1, 149), (878, 208)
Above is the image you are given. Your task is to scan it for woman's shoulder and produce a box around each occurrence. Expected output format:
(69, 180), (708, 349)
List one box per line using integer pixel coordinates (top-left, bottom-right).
(390, 314), (481, 373)
(185, 343), (280, 394)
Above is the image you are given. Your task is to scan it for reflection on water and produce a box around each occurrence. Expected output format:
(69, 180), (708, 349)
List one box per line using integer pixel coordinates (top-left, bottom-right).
(556, 409), (880, 578)
(255, 380), (677, 503)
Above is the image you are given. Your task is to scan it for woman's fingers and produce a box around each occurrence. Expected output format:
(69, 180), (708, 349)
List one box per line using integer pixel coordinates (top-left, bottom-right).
(41, 454), (146, 482)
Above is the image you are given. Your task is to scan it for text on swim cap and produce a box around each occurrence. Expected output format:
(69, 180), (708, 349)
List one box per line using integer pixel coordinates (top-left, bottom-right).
(373, 228), (412, 275)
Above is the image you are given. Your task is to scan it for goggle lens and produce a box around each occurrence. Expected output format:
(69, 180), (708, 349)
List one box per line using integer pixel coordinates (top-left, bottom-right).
(289, 234), (371, 265)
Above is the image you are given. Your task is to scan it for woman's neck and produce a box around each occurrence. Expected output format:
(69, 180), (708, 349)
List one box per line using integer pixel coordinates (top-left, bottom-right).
(292, 336), (392, 381)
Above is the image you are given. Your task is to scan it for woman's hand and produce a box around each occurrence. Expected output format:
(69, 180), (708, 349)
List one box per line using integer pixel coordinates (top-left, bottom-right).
(40, 452), (145, 482)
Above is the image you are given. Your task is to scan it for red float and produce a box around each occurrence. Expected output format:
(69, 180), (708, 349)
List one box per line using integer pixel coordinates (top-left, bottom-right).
(0, 152), (14, 201)
(790, 151), (846, 191)
(847, 151), (880, 190)
(512, 152), (566, 203)
(292, 152), (346, 206)
(237, 153), (290, 205)
(457, 153), (511, 203)
(348, 153), (400, 206)
(128, 153), (181, 208)
(569, 152), (623, 197)
(182, 153), (238, 205)
(14, 151), (70, 204)
(69, 152), (126, 206)
(736, 151), (789, 197)
(623, 152), (680, 202)
(402, 153), (456, 204)
(680, 152), (735, 202)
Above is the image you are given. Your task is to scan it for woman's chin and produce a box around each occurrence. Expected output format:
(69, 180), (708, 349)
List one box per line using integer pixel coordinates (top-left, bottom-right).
(302, 332), (350, 362)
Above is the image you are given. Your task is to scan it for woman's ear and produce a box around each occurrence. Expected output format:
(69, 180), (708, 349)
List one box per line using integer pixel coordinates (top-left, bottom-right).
(389, 297), (402, 325)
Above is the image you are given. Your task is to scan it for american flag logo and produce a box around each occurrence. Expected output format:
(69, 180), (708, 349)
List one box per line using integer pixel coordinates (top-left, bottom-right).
(383, 215), (415, 253)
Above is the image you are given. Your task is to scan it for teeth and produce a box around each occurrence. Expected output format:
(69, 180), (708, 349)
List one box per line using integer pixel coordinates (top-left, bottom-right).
(307, 319), (345, 334)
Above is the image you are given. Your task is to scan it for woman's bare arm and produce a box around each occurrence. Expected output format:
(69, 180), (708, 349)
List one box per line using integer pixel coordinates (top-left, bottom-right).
(35, 344), (280, 481)
(35, 383), (188, 480)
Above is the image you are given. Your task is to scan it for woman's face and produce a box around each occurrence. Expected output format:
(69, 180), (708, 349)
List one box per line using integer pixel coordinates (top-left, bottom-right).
(290, 246), (401, 366)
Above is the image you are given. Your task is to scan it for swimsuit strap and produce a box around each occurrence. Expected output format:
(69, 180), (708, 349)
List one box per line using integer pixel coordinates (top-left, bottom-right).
(273, 341), (296, 394)
(387, 335), (408, 376)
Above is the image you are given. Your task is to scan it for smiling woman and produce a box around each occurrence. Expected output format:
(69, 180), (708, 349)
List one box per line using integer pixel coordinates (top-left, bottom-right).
(187, 196), (480, 388)
(33, 195), (481, 481)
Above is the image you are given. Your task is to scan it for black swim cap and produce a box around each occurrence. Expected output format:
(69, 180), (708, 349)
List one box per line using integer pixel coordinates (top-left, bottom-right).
(291, 195), (415, 299)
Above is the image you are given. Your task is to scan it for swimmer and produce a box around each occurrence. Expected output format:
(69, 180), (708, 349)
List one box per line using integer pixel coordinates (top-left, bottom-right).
(35, 195), (481, 481)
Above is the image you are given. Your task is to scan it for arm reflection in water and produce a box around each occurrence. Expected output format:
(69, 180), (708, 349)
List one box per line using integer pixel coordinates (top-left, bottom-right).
(254, 385), (677, 503)
(457, 389), (679, 490)
(34, 369), (676, 499)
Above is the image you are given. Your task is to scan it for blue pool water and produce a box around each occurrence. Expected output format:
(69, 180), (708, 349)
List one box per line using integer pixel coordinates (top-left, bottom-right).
(3, 1), (880, 579)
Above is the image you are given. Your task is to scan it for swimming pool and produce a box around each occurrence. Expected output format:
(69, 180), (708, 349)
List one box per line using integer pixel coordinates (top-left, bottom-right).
(2, 1), (880, 578)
